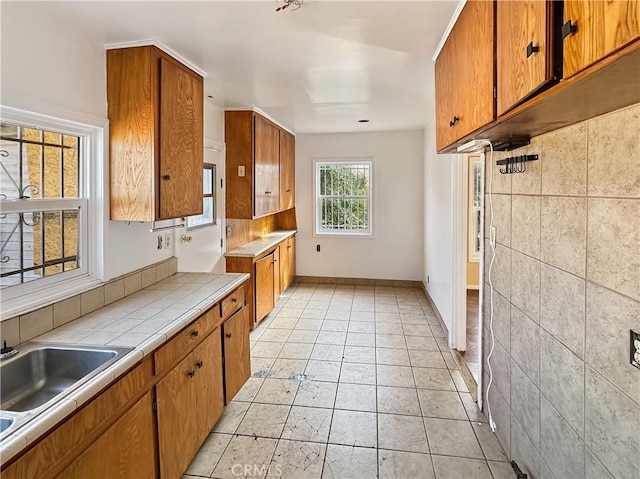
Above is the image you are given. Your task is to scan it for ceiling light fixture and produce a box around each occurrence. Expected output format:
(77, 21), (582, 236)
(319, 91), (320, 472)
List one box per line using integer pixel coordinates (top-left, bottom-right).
(276, 0), (303, 12)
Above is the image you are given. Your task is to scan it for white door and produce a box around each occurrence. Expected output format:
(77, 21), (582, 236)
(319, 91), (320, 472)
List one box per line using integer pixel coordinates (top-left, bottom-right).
(177, 139), (225, 273)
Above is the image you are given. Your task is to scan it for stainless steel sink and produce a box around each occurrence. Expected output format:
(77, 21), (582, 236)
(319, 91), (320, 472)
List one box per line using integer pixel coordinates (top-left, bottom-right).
(1, 343), (132, 413)
(0, 417), (13, 433)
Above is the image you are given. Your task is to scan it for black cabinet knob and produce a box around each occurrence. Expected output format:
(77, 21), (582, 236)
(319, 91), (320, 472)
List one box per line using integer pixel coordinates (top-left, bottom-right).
(226, 332), (232, 339)
(162, 174), (171, 180)
(449, 116), (460, 127)
(187, 370), (195, 378)
(191, 330), (199, 338)
(562, 20), (578, 39)
(526, 42), (540, 58)
(196, 361), (203, 369)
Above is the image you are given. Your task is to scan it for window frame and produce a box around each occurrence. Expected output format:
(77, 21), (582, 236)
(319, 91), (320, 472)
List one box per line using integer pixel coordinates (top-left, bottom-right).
(0, 106), (105, 320)
(468, 155), (481, 263)
(187, 163), (216, 231)
(313, 158), (374, 238)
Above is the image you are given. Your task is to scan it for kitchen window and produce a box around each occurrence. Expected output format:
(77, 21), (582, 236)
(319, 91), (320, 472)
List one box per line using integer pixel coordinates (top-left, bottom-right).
(187, 164), (215, 230)
(468, 156), (481, 262)
(314, 159), (373, 236)
(0, 107), (104, 318)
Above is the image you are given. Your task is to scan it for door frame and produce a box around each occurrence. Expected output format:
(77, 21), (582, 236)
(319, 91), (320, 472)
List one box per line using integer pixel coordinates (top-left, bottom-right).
(451, 152), (485, 408)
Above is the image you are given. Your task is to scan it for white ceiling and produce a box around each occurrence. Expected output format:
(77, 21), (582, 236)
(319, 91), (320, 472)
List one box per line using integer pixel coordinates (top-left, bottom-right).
(22, 1), (460, 134)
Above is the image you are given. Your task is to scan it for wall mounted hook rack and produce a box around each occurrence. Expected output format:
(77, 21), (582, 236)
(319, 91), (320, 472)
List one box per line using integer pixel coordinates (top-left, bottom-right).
(496, 154), (538, 174)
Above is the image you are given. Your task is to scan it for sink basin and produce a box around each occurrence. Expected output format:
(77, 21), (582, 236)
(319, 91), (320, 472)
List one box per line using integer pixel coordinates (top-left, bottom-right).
(1, 344), (132, 413)
(0, 417), (13, 433)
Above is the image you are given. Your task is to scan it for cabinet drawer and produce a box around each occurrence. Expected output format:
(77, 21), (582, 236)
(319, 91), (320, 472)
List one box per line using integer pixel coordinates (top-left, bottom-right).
(154, 307), (219, 375)
(220, 286), (244, 321)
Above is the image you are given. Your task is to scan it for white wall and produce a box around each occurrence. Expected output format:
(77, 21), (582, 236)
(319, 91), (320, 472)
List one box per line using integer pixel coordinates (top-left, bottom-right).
(423, 64), (460, 335)
(295, 130), (424, 281)
(1, 3), (175, 280)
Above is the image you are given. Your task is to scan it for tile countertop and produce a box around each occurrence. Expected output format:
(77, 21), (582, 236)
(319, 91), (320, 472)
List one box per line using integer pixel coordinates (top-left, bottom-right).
(225, 230), (296, 258)
(0, 271), (250, 466)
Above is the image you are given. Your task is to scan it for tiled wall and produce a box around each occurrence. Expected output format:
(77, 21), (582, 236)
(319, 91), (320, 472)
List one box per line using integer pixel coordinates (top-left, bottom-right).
(481, 104), (639, 479)
(0, 257), (178, 347)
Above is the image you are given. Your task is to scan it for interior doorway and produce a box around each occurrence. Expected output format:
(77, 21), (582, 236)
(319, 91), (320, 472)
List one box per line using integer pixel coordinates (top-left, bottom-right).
(462, 155), (482, 383)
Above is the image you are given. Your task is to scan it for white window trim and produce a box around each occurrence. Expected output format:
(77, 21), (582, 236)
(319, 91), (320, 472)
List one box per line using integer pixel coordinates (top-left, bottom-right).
(0, 106), (106, 320)
(187, 163), (216, 231)
(312, 158), (374, 238)
(468, 156), (481, 263)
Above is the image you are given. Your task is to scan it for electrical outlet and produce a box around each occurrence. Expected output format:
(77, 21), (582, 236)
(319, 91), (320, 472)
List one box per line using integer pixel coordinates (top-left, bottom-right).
(630, 330), (640, 370)
(490, 226), (497, 247)
(226, 225), (232, 237)
(157, 235), (163, 250)
(238, 165), (245, 177)
(164, 233), (171, 249)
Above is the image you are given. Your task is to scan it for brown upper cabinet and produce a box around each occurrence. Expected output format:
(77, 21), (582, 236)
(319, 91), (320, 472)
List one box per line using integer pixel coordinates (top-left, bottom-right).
(562, 0), (640, 78)
(497, 0), (561, 115)
(225, 110), (295, 219)
(435, 0), (496, 152)
(107, 46), (204, 221)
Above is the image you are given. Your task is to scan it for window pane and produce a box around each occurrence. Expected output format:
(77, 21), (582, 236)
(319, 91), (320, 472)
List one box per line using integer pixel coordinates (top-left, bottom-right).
(203, 167), (213, 195)
(63, 148), (79, 198)
(44, 132), (62, 145)
(44, 146), (62, 198)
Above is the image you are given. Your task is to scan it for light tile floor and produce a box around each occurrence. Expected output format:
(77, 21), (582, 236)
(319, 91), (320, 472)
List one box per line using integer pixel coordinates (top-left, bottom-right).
(183, 283), (510, 479)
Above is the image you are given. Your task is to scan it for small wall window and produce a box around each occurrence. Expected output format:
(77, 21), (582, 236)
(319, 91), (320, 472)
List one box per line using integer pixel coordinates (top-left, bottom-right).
(468, 156), (482, 262)
(187, 164), (215, 230)
(314, 159), (373, 236)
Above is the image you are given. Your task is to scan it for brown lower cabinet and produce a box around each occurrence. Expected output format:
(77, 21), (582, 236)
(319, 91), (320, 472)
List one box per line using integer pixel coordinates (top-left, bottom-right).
(226, 235), (296, 329)
(1, 282), (250, 479)
(223, 306), (251, 403)
(157, 331), (224, 479)
(57, 392), (156, 479)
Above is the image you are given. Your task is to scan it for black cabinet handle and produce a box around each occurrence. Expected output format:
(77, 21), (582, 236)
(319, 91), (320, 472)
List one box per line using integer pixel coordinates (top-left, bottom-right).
(196, 361), (203, 369)
(162, 175), (171, 181)
(286, 189), (291, 192)
(232, 298), (238, 304)
(226, 332), (232, 339)
(449, 116), (459, 127)
(562, 20), (578, 39)
(187, 370), (195, 378)
(191, 330), (199, 338)
(526, 42), (540, 58)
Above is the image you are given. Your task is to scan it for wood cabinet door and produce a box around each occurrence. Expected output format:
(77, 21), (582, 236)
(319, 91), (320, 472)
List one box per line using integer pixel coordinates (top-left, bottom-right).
(497, 0), (554, 115)
(159, 57), (204, 220)
(254, 116), (280, 217)
(563, 0), (640, 78)
(435, 0), (495, 151)
(279, 130), (295, 211)
(435, 29), (460, 152)
(156, 351), (199, 479)
(57, 392), (156, 479)
(272, 246), (281, 301)
(192, 330), (225, 438)
(223, 307), (251, 403)
(288, 235), (296, 288)
(455, 0), (495, 140)
(255, 252), (275, 322)
(279, 237), (295, 292)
